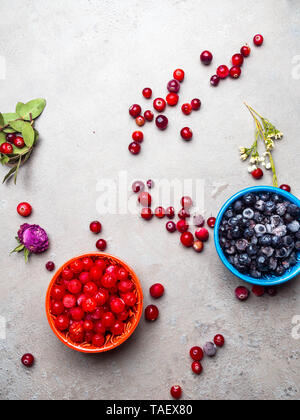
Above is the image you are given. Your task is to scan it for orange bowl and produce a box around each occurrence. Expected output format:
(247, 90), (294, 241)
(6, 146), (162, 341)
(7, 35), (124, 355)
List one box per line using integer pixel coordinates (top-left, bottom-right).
(45, 253), (143, 353)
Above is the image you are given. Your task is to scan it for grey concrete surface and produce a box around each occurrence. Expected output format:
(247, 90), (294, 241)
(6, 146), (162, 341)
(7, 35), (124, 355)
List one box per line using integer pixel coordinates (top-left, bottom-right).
(0, 0), (300, 400)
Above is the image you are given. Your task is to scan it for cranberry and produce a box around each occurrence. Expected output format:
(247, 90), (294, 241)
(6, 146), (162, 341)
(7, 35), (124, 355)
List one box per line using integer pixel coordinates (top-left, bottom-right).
(118, 310), (129, 322)
(117, 267), (128, 281)
(166, 206), (175, 219)
(82, 297), (97, 313)
(142, 88), (152, 99)
(79, 271), (91, 285)
(13, 136), (25, 149)
(191, 98), (201, 111)
(180, 127), (193, 141)
(155, 115), (168, 130)
(266, 286), (277, 297)
(166, 221), (176, 233)
(69, 322), (85, 343)
(6, 133), (17, 143)
(195, 227), (209, 242)
(51, 300), (64, 315)
(190, 346), (204, 361)
(96, 239), (107, 251)
(252, 285), (265, 297)
(251, 168), (264, 179)
(145, 304), (159, 321)
(45, 261), (55, 272)
(94, 320), (106, 334)
(83, 319), (94, 331)
(135, 115), (145, 127)
(178, 208), (190, 219)
(118, 279), (134, 293)
(111, 321), (125, 335)
(110, 297), (126, 314)
(232, 53), (244, 67)
(138, 191), (152, 206)
(92, 334), (105, 347)
(62, 267), (73, 281)
(210, 74), (220, 86)
(241, 45), (251, 57)
(123, 292), (137, 307)
(21, 353), (34, 367)
(235, 286), (250, 301)
(128, 142), (141, 155)
(193, 214), (205, 227)
(193, 240), (204, 253)
(102, 273), (117, 289)
(214, 334), (225, 347)
(132, 180), (145, 193)
(166, 93), (179, 106)
(181, 196), (193, 209)
(253, 34), (264, 46)
(55, 314), (70, 331)
(144, 110), (154, 121)
(90, 221), (102, 234)
(155, 206), (165, 219)
(180, 232), (194, 247)
(70, 307), (84, 321)
(177, 219), (189, 233)
(95, 288), (109, 305)
(63, 294), (77, 308)
(173, 68), (185, 82)
(102, 312), (115, 328)
(70, 259), (83, 274)
(146, 179), (154, 189)
(207, 217), (216, 228)
(217, 65), (229, 79)
(200, 50), (213, 65)
(51, 285), (65, 300)
(90, 266), (103, 283)
(141, 207), (153, 220)
(129, 104), (142, 118)
(82, 257), (94, 271)
(167, 79), (180, 93)
(132, 131), (144, 143)
(153, 98), (166, 112)
(0, 142), (13, 154)
(280, 184), (291, 192)
(150, 283), (164, 299)
(17, 202), (32, 217)
(170, 385), (182, 399)
(83, 281), (98, 296)
(181, 103), (192, 115)
(230, 66), (242, 79)
(191, 361), (203, 375)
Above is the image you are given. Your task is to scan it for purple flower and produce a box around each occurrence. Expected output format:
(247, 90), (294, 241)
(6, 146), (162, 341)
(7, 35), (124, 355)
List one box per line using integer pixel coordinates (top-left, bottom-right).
(17, 224), (49, 254)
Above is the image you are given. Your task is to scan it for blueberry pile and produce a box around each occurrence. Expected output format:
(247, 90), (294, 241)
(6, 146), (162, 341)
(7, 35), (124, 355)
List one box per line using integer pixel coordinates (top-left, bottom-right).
(219, 192), (300, 278)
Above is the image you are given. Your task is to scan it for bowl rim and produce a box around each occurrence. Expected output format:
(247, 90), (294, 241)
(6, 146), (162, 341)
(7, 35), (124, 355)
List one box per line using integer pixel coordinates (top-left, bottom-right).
(214, 186), (300, 286)
(45, 252), (143, 353)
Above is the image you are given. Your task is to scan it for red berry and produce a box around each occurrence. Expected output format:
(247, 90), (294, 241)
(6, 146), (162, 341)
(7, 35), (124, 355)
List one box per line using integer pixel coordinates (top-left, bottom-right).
(138, 191), (152, 207)
(69, 322), (85, 343)
(155, 115), (168, 130)
(141, 207), (153, 220)
(191, 98), (201, 111)
(191, 361), (203, 375)
(51, 285), (65, 300)
(132, 180), (145, 193)
(230, 66), (242, 79)
(167, 79), (180, 93)
(150, 283), (164, 299)
(63, 294), (77, 308)
(79, 271), (91, 285)
(145, 304), (159, 321)
(207, 217), (216, 228)
(217, 65), (229, 79)
(94, 319), (106, 334)
(252, 285), (265, 297)
(142, 88), (152, 99)
(0, 142), (13, 154)
(166, 93), (179, 106)
(144, 110), (154, 121)
(83, 319), (94, 331)
(6, 133), (17, 143)
(68, 279), (82, 294)
(181, 196), (193, 209)
(173, 68), (185, 82)
(214, 334), (225, 347)
(210, 74), (220, 86)
(70, 259), (83, 274)
(235, 286), (250, 301)
(128, 142), (141, 155)
(45, 261), (55, 272)
(17, 202), (32, 217)
(83, 281), (98, 296)
(110, 297), (126, 314)
(70, 307), (84, 321)
(180, 127), (193, 141)
(232, 53), (244, 67)
(190, 346), (204, 361)
(200, 50), (213, 65)
(117, 310), (129, 322)
(251, 168), (264, 180)
(111, 321), (125, 335)
(166, 221), (176, 233)
(146, 179), (154, 189)
(155, 206), (165, 219)
(123, 292), (137, 307)
(90, 221), (102, 234)
(178, 208), (190, 219)
(55, 314), (70, 331)
(117, 267), (128, 281)
(195, 227), (209, 242)
(90, 266), (103, 283)
(280, 184), (291, 192)
(170, 385), (182, 399)
(193, 240), (204, 253)
(166, 206), (175, 219)
(153, 98), (166, 112)
(21, 353), (34, 368)
(95, 288), (109, 305)
(13, 136), (25, 148)
(253, 34), (264, 46)
(129, 104), (141, 118)
(62, 267), (73, 281)
(101, 273), (117, 289)
(180, 232), (194, 247)
(132, 131), (144, 143)
(176, 219), (189, 233)
(240, 45), (251, 57)
(102, 312), (115, 328)
(96, 239), (107, 251)
(266, 286), (277, 297)
(92, 334), (105, 347)
(51, 300), (64, 315)
(135, 115), (145, 127)
(118, 279), (134, 294)
(181, 103), (192, 115)
(82, 297), (97, 313)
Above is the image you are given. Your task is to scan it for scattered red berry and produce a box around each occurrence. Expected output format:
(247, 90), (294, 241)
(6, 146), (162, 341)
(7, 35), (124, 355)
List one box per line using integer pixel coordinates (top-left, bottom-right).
(129, 104), (141, 118)
(155, 206), (165, 219)
(128, 142), (141, 155)
(46, 261), (55, 272)
(232, 53), (244, 67)
(177, 219), (189, 233)
(145, 304), (159, 321)
(170, 385), (182, 399)
(0, 142), (13, 154)
(96, 239), (107, 251)
(214, 334), (225, 347)
(141, 207), (153, 220)
(132, 131), (144, 143)
(132, 180), (145, 193)
(146, 179), (154, 189)
(180, 127), (193, 141)
(181, 196), (193, 209)
(210, 74), (220, 86)
(181, 103), (192, 115)
(235, 286), (250, 301)
(166, 93), (179, 106)
(253, 34), (264, 46)
(138, 191), (152, 207)
(90, 221), (102, 234)
(167, 79), (180, 93)
(191, 98), (201, 111)
(6, 133), (17, 143)
(135, 115), (145, 127)
(251, 168), (264, 180)
(200, 50), (213, 65)
(207, 217), (216, 228)
(150, 283), (165, 299)
(193, 240), (204, 253)
(252, 285), (265, 297)
(153, 98), (166, 112)
(190, 346), (204, 361)
(21, 353), (34, 368)
(144, 110), (154, 121)
(166, 206), (175, 219)
(240, 45), (251, 57)
(166, 221), (176, 233)
(193, 214), (205, 227)
(180, 232), (194, 247)
(155, 115), (168, 130)
(17, 202), (32, 217)
(280, 184), (291, 193)
(191, 361), (203, 375)
(173, 68), (185, 82)
(195, 227), (209, 242)
(142, 88), (152, 99)
(230, 66), (242, 79)
(266, 286), (277, 297)
(217, 65), (229, 79)
(178, 208), (190, 219)
(13, 136), (25, 148)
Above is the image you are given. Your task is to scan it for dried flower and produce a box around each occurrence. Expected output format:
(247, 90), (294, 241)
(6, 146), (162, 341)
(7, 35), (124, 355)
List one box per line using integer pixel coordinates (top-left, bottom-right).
(11, 223), (49, 262)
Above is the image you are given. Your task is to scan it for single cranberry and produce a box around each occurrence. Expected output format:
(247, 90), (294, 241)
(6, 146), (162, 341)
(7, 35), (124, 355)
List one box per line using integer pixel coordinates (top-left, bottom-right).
(102, 273), (117, 289)
(144, 110), (154, 121)
(155, 115), (168, 130)
(235, 286), (250, 301)
(177, 219), (189, 233)
(70, 259), (83, 274)
(173, 68), (185, 82)
(190, 346), (204, 361)
(253, 34), (264, 46)
(251, 168), (264, 179)
(111, 321), (125, 335)
(95, 288), (109, 305)
(230, 66), (242, 79)
(207, 217), (216, 228)
(166, 221), (176, 233)
(118, 310), (129, 322)
(141, 208), (153, 220)
(266, 286), (277, 297)
(180, 232), (194, 247)
(51, 284), (65, 300)
(280, 184), (291, 192)
(117, 267), (129, 281)
(166, 93), (179, 106)
(90, 221), (102, 234)
(252, 285), (265, 297)
(217, 65), (230, 79)
(166, 206), (175, 219)
(132, 180), (145, 193)
(193, 240), (204, 253)
(142, 88), (152, 99)
(132, 131), (144, 143)
(79, 272), (91, 285)
(200, 50), (213, 65)
(46, 261), (55, 272)
(214, 334), (225, 347)
(92, 334), (105, 347)
(195, 227), (209, 242)
(17, 202), (32, 217)
(178, 208), (190, 219)
(180, 127), (193, 141)
(181, 196), (193, 209)
(6, 133), (17, 143)
(241, 45), (251, 57)
(63, 294), (77, 308)
(69, 322), (85, 343)
(110, 297), (126, 314)
(155, 206), (165, 219)
(62, 267), (73, 281)
(51, 300), (64, 315)
(128, 142), (141, 155)
(82, 297), (97, 313)
(153, 98), (166, 112)
(138, 191), (152, 206)
(102, 312), (116, 328)
(55, 314), (70, 331)
(94, 320), (106, 334)
(83, 319), (94, 331)
(129, 104), (142, 118)
(70, 307), (85, 321)
(123, 292), (137, 307)
(0, 142), (13, 154)
(82, 257), (94, 271)
(21, 353), (34, 368)
(232, 53), (244, 67)
(90, 266), (103, 283)
(145, 304), (159, 321)
(83, 281), (98, 296)
(92, 308), (105, 322)
(14, 136), (25, 148)
(147, 179), (155, 189)
(135, 115), (145, 127)
(181, 103), (192, 115)
(150, 283), (164, 298)
(191, 361), (203, 375)
(210, 74), (220, 86)
(96, 239), (107, 251)
(170, 385), (182, 399)
(167, 79), (180, 93)
(193, 214), (205, 227)
(118, 279), (134, 293)
(191, 98), (201, 111)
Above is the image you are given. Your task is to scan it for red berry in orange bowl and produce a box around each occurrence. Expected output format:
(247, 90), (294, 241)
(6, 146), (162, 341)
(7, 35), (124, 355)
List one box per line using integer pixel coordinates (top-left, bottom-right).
(17, 202), (32, 217)
(173, 68), (185, 82)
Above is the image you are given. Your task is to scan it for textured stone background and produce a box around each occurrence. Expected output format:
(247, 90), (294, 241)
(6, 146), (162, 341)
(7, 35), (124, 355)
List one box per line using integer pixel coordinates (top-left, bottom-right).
(0, 0), (300, 400)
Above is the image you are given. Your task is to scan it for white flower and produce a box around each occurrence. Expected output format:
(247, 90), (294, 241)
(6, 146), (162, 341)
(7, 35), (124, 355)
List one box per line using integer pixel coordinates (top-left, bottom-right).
(265, 162), (271, 170)
(248, 165), (257, 173)
(239, 147), (246, 154)
(241, 153), (248, 161)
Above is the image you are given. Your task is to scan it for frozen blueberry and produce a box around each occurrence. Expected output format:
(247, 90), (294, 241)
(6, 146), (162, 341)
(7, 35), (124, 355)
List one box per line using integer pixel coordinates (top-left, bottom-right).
(283, 236), (294, 247)
(251, 236), (259, 245)
(260, 193), (270, 201)
(203, 342), (217, 357)
(289, 253), (297, 266)
(265, 201), (276, 214)
(295, 241), (300, 251)
(270, 215), (282, 227)
(255, 200), (265, 212)
(243, 193), (256, 206)
(225, 246), (236, 255)
(261, 246), (274, 258)
(240, 218), (251, 228)
(275, 265), (285, 276)
(228, 217), (239, 226)
(238, 253), (251, 267)
(232, 226), (242, 239)
(287, 220), (300, 233)
(247, 244), (258, 256)
(271, 235), (283, 249)
(256, 255), (269, 271)
(259, 234), (272, 246)
(287, 204), (300, 217)
(275, 247), (289, 259)
(296, 231), (300, 239)
(233, 200), (244, 213)
(236, 239), (249, 252)
(253, 213), (264, 223)
(244, 228), (255, 239)
(243, 208), (255, 219)
(272, 225), (287, 237)
(271, 193), (282, 204)
(250, 269), (262, 278)
(276, 203), (287, 216)
(284, 213), (294, 223)
(282, 260), (290, 270)
(224, 208), (234, 219)
(268, 257), (278, 271)
(254, 224), (267, 236)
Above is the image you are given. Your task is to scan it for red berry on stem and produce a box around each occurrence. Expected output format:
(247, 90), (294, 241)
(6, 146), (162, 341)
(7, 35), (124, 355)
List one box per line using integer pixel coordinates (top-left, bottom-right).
(17, 202), (32, 217)
(180, 232), (194, 247)
(253, 34), (264, 46)
(190, 346), (204, 361)
(217, 65), (229, 79)
(191, 98), (201, 111)
(0, 142), (13, 154)
(46, 261), (55, 272)
(144, 110), (154, 121)
(200, 50), (213, 65)
(141, 207), (153, 220)
(155, 206), (165, 219)
(210, 75), (220, 86)
(191, 361), (203, 375)
(232, 53), (244, 67)
(142, 88), (152, 99)
(280, 184), (291, 192)
(145, 305), (159, 321)
(150, 283), (164, 299)
(241, 45), (251, 57)
(153, 98), (166, 112)
(173, 68), (185, 82)
(90, 221), (102, 234)
(170, 385), (182, 399)
(135, 115), (145, 127)
(6, 133), (17, 143)
(132, 131), (144, 143)
(181, 103), (192, 116)
(129, 104), (141, 118)
(180, 127), (193, 141)
(138, 191), (152, 206)
(132, 180), (145, 193)
(235, 286), (250, 301)
(96, 239), (107, 251)
(207, 217), (216, 228)
(155, 115), (168, 130)
(21, 353), (34, 368)
(214, 334), (225, 347)
(252, 168), (264, 180)
(14, 136), (25, 148)
(166, 93), (179, 106)
(166, 221), (176, 233)
(167, 79), (180, 93)
(128, 142), (141, 155)
(195, 228), (209, 242)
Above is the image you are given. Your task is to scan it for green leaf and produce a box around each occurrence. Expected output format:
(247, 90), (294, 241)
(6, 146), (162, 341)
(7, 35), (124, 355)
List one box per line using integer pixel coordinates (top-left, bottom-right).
(9, 120), (25, 132)
(0, 132), (6, 143)
(24, 248), (30, 263)
(0, 113), (4, 127)
(16, 99), (46, 121)
(2, 113), (19, 124)
(14, 155), (22, 184)
(3, 128), (17, 134)
(2, 165), (17, 184)
(10, 243), (25, 254)
(22, 122), (35, 147)
(0, 155), (9, 165)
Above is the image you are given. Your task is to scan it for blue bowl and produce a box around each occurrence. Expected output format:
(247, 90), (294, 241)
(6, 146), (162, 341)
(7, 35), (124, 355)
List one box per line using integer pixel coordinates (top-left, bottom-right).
(214, 186), (300, 286)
